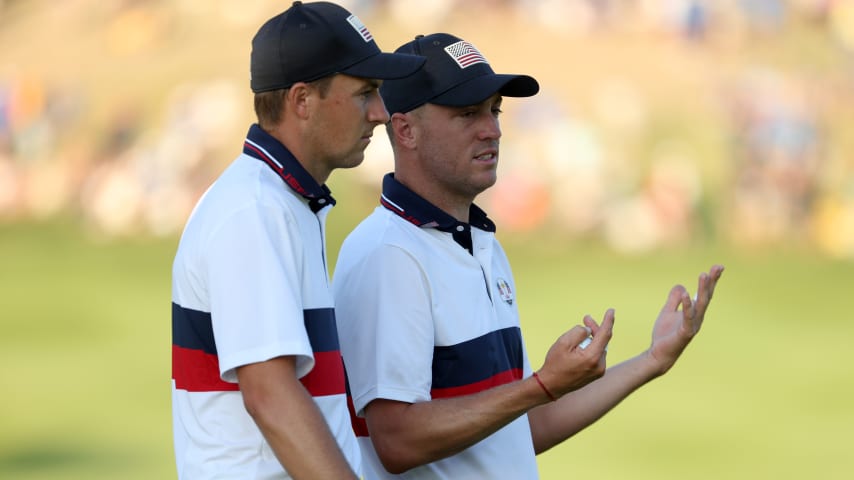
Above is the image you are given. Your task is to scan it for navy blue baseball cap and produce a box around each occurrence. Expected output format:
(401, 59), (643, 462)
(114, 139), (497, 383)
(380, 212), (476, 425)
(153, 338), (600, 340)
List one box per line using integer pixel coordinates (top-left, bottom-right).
(380, 33), (539, 114)
(250, 1), (425, 93)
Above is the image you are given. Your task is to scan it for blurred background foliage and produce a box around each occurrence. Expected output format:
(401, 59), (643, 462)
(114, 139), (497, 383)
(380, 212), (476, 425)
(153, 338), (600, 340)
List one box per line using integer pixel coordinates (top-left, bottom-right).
(2, 0), (854, 256)
(1, 0), (852, 479)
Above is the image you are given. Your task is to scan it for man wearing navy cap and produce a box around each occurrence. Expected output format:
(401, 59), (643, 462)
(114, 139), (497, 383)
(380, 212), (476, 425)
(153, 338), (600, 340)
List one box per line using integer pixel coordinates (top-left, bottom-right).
(170, 3), (423, 479)
(333, 33), (724, 478)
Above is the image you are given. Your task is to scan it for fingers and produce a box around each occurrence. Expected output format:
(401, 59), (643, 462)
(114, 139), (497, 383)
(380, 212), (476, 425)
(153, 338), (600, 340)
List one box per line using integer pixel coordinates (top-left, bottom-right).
(664, 285), (688, 312)
(706, 264), (724, 299)
(693, 272), (709, 314)
(589, 308), (614, 351)
(693, 264), (725, 315)
(578, 310), (613, 347)
(557, 310), (613, 352)
(558, 324), (592, 349)
(540, 310), (615, 396)
(582, 315), (599, 333)
(682, 264), (725, 334)
(681, 290), (695, 330)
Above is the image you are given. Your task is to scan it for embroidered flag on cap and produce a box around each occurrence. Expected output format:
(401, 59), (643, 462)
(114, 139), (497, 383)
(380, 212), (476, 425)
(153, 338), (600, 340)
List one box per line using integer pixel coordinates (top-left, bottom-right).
(444, 40), (488, 69)
(346, 14), (373, 42)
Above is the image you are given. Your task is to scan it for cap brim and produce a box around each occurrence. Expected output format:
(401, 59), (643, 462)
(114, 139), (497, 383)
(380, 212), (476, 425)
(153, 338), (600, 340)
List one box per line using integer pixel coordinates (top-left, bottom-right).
(341, 52), (426, 80)
(431, 73), (539, 107)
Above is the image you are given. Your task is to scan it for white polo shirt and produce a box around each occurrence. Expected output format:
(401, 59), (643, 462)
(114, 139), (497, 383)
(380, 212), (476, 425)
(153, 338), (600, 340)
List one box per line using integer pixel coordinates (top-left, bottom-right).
(171, 124), (360, 479)
(333, 174), (539, 479)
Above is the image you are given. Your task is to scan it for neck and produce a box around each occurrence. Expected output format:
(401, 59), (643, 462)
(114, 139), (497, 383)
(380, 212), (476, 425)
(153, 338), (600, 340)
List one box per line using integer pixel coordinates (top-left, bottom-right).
(394, 171), (472, 223)
(263, 123), (330, 185)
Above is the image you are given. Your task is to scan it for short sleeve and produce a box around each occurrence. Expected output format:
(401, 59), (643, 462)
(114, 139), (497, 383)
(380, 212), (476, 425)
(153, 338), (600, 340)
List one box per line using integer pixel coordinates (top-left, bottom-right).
(334, 243), (435, 416)
(206, 201), (314, 383)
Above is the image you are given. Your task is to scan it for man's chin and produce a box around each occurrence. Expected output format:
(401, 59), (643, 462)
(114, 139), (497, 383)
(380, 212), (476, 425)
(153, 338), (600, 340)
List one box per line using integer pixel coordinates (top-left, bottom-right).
(338, 154), (365, 170)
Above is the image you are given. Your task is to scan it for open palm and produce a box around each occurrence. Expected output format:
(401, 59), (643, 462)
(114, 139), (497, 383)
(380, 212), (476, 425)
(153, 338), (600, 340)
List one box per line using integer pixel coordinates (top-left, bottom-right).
(649, 265), (724, 374)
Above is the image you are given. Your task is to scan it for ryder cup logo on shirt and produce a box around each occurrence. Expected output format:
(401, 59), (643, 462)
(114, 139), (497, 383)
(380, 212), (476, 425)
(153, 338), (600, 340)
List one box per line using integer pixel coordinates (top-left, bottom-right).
(496, 278), (514, 305)
(444, 40), (488, 69)
(346, 14), (373, 42)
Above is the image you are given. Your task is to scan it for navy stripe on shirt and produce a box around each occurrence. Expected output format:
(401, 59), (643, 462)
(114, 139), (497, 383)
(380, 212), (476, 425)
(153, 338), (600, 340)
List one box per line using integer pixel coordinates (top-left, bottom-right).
(172, 304), (340, 354)
(431, 326), (524, 393)
(303, 308), (341, 352)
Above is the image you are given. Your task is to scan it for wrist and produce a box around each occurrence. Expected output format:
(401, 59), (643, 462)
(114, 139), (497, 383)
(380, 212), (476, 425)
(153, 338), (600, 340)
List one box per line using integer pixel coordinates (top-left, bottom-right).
(532, 371), (557, 402)
(641, 349), (670, 379)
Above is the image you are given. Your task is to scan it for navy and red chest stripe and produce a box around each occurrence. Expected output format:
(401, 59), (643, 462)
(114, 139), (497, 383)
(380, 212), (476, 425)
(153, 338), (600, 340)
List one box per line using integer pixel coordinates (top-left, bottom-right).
(430, 326), (524, 398)
(172, 304), (345, 396)
(348, 326), (524, 437)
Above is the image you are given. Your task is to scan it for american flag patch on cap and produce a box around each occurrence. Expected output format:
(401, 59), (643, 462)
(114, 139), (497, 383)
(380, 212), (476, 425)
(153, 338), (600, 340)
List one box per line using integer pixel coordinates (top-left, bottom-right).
(346, 14), (373, 42)
(444, 40), (488, 69)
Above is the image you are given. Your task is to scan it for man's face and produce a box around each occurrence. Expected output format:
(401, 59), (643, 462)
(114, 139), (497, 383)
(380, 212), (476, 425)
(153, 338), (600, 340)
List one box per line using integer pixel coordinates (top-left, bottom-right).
(305, 74), (389, 174)
(413, 94), (503, 202)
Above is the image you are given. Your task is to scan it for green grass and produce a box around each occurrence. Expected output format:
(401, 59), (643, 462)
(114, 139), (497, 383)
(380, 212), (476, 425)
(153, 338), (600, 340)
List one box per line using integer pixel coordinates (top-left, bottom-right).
(510, 239), (854, 479)
(0, 220), (851, 479)
(0, 220), (177, 480)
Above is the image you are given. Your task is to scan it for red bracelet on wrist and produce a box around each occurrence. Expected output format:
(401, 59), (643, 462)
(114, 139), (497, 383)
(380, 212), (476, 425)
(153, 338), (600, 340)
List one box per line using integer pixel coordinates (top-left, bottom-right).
(532, 372), (557, 402)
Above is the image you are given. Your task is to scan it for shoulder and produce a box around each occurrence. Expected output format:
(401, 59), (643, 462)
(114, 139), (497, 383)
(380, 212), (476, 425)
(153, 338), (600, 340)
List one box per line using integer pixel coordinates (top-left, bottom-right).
(337, 208), (433, 270)
(180, 156), (313, 257)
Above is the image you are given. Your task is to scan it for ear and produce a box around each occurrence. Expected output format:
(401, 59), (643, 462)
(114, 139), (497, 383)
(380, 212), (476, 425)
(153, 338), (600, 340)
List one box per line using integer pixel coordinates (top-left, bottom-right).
(286, 82), (312, 120)
(390, 112), (417, 150)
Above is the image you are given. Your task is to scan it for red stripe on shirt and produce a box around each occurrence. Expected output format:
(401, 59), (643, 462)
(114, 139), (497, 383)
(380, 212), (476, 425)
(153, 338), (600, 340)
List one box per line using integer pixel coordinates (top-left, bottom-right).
(430, 368), (523, 399)
(347, 395), (370, 437)
(347, 368), (525, 438)
(172, 345), (239, 392)
(175, 344), (346, 397)
(300, 350), (346, 397)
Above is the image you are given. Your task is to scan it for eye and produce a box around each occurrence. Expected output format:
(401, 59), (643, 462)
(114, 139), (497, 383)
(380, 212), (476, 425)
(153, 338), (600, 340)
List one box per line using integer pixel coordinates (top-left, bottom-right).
(491, 106), (503, 116)
(358, 86), (377, 99)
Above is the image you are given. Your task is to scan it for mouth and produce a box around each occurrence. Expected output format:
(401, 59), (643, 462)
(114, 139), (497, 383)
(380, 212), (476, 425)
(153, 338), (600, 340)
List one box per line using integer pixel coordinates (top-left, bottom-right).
(473, 150), (498, 163)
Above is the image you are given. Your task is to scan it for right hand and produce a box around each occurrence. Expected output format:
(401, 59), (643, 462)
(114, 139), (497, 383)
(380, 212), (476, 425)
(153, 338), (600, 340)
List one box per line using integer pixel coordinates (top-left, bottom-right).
(536, 308), (615, 398)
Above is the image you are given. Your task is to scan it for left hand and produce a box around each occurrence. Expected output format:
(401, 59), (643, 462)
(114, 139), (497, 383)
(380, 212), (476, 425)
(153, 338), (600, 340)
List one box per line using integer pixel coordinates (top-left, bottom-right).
(647, 264), (724, 375)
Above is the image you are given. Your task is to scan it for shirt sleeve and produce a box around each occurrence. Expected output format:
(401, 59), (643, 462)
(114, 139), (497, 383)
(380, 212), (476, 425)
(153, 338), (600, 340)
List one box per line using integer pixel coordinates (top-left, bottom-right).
(205, 200), (314, 383)
(334, 243), (435, 416)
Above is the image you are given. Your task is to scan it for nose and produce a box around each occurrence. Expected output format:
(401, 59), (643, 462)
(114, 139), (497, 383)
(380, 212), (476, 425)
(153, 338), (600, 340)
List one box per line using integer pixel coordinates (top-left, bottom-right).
(369, 93), (391, 125)
(478, 114), (501, 141)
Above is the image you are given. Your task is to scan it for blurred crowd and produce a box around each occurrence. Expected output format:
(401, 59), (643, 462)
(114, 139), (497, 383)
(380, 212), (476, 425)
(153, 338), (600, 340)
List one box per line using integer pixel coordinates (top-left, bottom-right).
(1, 0), (853, 257)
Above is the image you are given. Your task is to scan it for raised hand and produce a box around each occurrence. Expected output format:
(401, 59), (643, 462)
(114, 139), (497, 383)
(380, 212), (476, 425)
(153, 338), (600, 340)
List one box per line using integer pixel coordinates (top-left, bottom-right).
(648, 264), (724, 375)
(536, 309), (615, 398)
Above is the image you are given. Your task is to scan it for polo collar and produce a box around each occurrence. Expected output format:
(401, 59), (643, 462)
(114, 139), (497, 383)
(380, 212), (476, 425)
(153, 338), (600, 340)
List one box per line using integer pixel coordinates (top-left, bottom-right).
(379, 173), (495, 253)
(242, 124), (336, 213)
